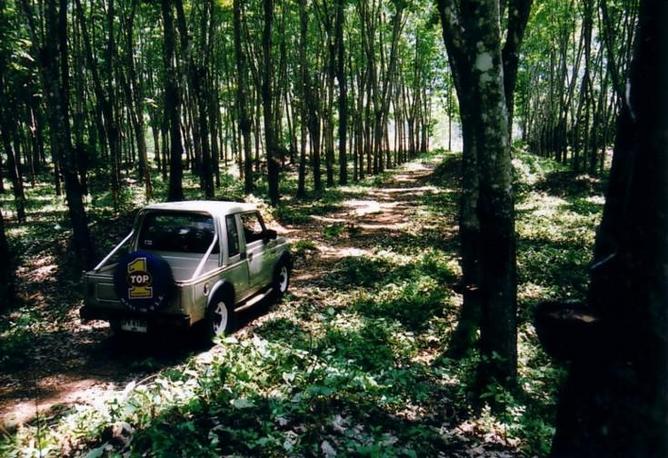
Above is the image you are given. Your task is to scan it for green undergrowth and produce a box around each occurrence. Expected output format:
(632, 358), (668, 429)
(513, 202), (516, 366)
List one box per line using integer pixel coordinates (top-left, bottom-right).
(0, 149), (605, 457)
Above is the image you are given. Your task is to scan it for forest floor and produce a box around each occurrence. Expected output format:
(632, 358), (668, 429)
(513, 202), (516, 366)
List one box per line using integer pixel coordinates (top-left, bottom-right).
(0, 150), (606, 456)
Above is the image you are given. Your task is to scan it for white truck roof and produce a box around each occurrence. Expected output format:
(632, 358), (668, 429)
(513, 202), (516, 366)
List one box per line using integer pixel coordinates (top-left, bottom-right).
(142, 200), (257, 218)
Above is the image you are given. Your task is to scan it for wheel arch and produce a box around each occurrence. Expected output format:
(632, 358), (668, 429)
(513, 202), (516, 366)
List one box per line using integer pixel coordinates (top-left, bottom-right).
(278, 251), (293, 271)
(208, 279), (235, 309)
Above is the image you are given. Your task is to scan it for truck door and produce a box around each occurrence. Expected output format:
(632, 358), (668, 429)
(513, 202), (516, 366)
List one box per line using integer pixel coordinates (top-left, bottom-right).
(224, 214), (250, 302)
(239, 212), (270, 291)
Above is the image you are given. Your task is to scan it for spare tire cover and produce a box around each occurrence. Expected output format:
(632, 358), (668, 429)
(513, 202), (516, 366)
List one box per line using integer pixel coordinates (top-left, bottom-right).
(113, 250), (175, 311)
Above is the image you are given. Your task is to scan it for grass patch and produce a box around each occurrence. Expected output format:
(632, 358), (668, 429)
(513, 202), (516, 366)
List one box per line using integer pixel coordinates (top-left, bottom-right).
(1, 149), (604, 457)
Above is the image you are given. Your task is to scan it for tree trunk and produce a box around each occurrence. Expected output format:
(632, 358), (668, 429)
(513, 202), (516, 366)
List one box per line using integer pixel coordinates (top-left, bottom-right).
(19, 0), (93, 266)
(336, 0), (347, 185)
(438, 0), (521, 391)
(262, 0), (279, 206)
(123, 0), (152, 199)
(296, 0), (308, 197)
(0, 78), (27, 223)
(540, 2), (668, 455)
(233, 0), (253, 194)
(0, 208), (13, 310)
(502, 0), (533, 139)
(472, 3), (518, 386)
(161, 0), (184, 202)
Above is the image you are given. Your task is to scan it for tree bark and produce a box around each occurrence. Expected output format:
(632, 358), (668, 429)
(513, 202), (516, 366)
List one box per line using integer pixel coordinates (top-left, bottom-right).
(471, 0), (517, 387)
(19, 0), (93, 267)
(262, 0), (279, 206)
(502, 0), (533, 139)
(0, 208), (13, 310)
(123, 0), (152, 199)
(542, 2), (668, 455)
(438, 0), (520, 390)
(161, 0), (185, 202)
(233, 0), (253, 194)
(0, 76), (27, 223)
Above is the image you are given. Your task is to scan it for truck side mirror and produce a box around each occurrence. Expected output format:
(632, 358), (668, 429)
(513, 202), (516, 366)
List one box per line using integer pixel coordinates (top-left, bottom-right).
(263, 229), (277, 243)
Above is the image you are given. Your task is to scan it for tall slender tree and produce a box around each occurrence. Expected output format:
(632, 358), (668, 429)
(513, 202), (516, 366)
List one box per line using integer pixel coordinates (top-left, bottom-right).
(234, 0), (254, 194)
(161, 0), (185, 202)
(335, 0), (347, 185)
(19, 0), (93, 267)
(262, 0), (279, 205)
(538, 1), (668, 454)
(437, 0), (532, 390)
(0, 208), (14, 309)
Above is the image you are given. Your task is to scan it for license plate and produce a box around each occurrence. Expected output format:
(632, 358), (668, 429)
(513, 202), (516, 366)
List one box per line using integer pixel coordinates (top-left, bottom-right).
(120, 319), (148, 333)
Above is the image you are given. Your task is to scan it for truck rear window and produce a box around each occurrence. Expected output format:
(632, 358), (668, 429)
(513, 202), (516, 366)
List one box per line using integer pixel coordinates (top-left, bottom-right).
(138, 212), (219, 254)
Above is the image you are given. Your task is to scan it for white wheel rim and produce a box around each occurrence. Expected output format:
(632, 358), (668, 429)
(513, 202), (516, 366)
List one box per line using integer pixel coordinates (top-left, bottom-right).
(279, 266), (289, 293)
(212, 301), (228, 335)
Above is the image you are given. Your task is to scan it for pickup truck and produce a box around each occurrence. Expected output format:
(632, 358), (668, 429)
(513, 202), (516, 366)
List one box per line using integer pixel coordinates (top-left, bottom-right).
(80, 201), (291, 338)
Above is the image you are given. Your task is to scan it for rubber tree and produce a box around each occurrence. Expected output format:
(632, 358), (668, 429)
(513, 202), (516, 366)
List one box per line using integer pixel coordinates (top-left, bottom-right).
(335, 0), (347, 185)
(262, 0), (280, 206)
(536, 1), (668, 456)
(19, 0), (93, 268)
(0, 208), (14, 309)
(233, 0), (254, 194)
(161, 0), (185, 202)
(437, 0), (531, 390)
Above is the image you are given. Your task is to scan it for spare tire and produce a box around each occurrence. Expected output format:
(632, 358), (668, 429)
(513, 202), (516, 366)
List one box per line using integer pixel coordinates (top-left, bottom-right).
(113, 250), (175, 312)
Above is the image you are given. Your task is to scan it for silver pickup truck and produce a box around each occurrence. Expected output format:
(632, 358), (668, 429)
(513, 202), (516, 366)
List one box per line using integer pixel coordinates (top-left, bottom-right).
(80, 201), (291, 338)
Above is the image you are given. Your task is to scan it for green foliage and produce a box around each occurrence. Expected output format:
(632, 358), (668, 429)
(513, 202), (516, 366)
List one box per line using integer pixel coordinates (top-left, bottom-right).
(323, 222), (346, 239)
(0, 318), (34, 370)
(0, 151), (605, 457)
(291, 239), (318, 260)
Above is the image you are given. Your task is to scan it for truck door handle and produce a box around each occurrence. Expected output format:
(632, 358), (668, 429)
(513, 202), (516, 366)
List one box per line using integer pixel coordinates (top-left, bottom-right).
(247, 252), (253, 261)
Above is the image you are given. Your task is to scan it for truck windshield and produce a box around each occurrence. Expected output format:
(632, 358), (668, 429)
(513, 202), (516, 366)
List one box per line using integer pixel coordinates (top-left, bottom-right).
(138, 212), (218, 254)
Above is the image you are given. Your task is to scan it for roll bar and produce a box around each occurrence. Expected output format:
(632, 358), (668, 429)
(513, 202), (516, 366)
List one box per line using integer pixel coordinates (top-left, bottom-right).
(191, 234), (219, 280)
(93, 230), (135, 272)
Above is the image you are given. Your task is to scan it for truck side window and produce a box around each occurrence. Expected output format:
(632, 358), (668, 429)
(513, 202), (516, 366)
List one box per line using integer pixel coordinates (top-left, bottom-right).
(226, 215), (240, 258)
(241, 212), (265, 244)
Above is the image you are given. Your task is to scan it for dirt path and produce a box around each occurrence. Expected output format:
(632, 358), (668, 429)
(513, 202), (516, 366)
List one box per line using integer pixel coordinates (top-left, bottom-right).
(0, 155), (445, 433)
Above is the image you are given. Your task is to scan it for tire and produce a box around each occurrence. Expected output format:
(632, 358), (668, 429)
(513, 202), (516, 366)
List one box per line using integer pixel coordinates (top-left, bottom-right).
(205, 292), (236, 339)
(272, 259), (290, 301)
(112, 250), (175, 312)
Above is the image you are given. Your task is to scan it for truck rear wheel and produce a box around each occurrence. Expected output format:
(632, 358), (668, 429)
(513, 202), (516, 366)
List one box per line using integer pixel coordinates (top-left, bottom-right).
(206, 292), (236, 339)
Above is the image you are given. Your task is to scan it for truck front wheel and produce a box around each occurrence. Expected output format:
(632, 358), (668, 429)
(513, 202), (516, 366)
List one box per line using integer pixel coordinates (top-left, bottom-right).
(272, 259), (291, 301)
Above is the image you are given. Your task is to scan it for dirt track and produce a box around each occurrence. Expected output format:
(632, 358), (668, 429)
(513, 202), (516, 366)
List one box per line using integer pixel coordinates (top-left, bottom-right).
(0, 157), (446, 432)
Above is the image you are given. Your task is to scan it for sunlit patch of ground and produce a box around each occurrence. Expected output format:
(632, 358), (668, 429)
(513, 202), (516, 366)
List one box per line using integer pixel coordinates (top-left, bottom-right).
(0, 150), (604, 457)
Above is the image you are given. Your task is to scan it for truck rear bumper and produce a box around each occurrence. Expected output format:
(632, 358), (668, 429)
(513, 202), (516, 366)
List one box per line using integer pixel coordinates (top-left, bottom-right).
(80, 306), (191, 329)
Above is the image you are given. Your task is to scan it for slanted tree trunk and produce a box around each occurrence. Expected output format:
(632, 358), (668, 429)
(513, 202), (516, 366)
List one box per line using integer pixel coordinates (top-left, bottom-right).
(319, 0), (336, 188)
(299, 0), (321, 193)
(174, 0), (214, 199)
(538, 2), (668, 456)
(502, 0), (533, 138)
(74, 0), (120, 210)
